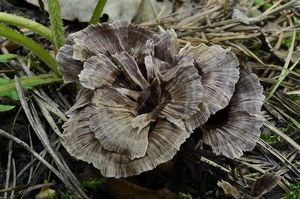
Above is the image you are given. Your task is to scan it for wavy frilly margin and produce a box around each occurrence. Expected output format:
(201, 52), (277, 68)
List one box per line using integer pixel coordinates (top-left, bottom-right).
(179, 43), (240, 131)
(202, 70), (264, 159)
(57, 21), (263, 178)
(58, 21), (204, 178)
(62, 63), (202, 178)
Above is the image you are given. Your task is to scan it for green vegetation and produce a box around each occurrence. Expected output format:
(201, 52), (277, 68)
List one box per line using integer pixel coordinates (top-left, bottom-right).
(179, 192), (193, 199)
(253, 0), (273, 11)
(89, 0), (107, 25)
(61, 191), (77, 199)
(282, 121), (298, 135)
(0, 12), (52, 41)
(0, 75), (61, 112)
(282, 16), (300, 49)
(282, 183), (300, 199)
(80, 178), (107, 191)
(60, 178), (106, 199)
(0, 0), (108, 114)
(0, 24), (61, 76)
(260, 133), (281, 143)
(47, 0), (65, 52)
(0, 54), (16, 63)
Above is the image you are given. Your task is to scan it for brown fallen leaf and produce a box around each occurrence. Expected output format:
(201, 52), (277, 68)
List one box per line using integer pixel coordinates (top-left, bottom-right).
(251, 172), (281, 198)
(217, 180), (241, 199)
(101, 178), (179, 199)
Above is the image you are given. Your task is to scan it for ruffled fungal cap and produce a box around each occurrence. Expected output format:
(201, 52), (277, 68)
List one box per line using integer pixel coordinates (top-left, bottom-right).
(57, 21), (204, 178)
(179, 43), (240, 130)
(57, 21), (263, 177)
(202, 70), (264, 158)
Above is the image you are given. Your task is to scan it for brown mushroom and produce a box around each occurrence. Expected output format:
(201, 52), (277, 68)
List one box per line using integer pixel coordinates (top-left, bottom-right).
(202, 70), (264, 158)
(57, 21), (264, 177)
(57, 21), (203, 178)
(179, 43), (240, 130)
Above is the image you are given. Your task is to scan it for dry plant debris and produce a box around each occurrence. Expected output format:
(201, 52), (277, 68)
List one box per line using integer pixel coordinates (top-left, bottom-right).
(57, 21), (264, 178)
(1, 0), (300, 198)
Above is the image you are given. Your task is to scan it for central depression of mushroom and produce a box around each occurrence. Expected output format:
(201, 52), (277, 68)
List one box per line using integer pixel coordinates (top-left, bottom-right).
(56, 21), (264, 178)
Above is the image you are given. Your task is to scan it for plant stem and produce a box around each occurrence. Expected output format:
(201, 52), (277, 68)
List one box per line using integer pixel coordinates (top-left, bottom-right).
(0, 12), (52, 41)
(48, 0), (65, 52)
(0, 75), (62, 95)
(266, 30), (297, 101)
(0, 24), (61, 77)
(89, 0), (107, 25)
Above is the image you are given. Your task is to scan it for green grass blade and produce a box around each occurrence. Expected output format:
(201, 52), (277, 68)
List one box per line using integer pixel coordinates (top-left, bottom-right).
(266, 30), (297, 101)
(0, 12), (52, 41)
(89, 0), (107, 25)
(0, 104), (15, 112)
(0, 75), (62, 100)
(0, 54), (17, 63)
(0, 24), (61, 77)
(48, 0), (65, 52)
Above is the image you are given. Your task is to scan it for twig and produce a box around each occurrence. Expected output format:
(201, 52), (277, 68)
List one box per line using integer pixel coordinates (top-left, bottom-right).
(0, 129), (64, 182)
(14, 77), (88, 199)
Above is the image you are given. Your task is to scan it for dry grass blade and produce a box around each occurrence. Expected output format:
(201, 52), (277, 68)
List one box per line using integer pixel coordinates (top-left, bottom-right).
(9, 159), (16, 199)
(266, 29), (300, 101)
(287, 90), (300, 95)
(34, 96), (63, 138)
(264, 121), (300, 153)
(249, 0), (300, 23)
(33, 90), (68, 122)
(0, 183), (55, 194)
(4, 140), (13, 199)
(258, 139), (300, 177)
(200, 156), (231, 173)
(0, 129), (63, 183)
(14, 77), (88, 199)
(0, 0), (299, 197)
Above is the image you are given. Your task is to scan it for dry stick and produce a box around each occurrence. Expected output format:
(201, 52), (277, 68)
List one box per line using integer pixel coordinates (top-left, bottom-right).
(3, 90), (22, 199)
(4, 137), (13, 199)
(14, 78), (88, 199)
(270, 102), (300, 128)
(0, 183), (55, 194)
(274, 93), (300, 116)
(16, 139), (60, 181)
(30, 98), (86, 198)
(28, 129), (34, 185)
(3, 106), (23, 199)
(9, 159), (16, 199)
(264, 121), (300, 152)
(34, 97), (63, 138)
(200, 156), (231, 173)
(249, 0), (299, 23)
(20, 129), (34, 199)
(227, 41), (300, 78)
(33, 90), (67, 121)
(0, 129), (64, 182)
(29, 90), (81, 190)
(238, 159), (289, 192)
(266, 30), (297, 101)
(258, 139), (300, 177)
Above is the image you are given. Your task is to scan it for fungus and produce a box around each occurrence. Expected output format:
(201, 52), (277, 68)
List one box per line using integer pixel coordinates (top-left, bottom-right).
(202, 70), (264, 158)
(56, 21), (264, 178)
(179, 43), (240, 130)
(57, 21), (203, 178)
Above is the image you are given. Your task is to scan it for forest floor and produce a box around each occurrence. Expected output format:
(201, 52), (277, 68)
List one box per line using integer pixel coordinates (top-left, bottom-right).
(0, 0), (299, 199)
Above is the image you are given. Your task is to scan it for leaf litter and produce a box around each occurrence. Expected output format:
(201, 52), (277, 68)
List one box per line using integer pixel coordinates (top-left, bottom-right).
(0, 0), (299, 198)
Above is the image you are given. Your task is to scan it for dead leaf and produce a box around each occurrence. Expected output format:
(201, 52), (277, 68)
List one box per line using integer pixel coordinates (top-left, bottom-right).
(217, 180), (241, 199)
(101, 178), (179, 199)
(251, 172), (281, 198)
(35, 181), (55, 199)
